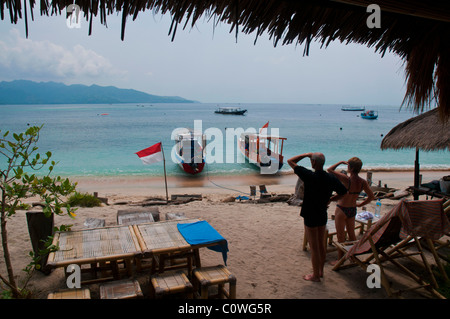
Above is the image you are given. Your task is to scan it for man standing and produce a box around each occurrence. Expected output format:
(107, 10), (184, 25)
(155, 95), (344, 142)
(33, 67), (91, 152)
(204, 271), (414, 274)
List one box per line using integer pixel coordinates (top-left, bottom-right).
(288, 152), (347, 282)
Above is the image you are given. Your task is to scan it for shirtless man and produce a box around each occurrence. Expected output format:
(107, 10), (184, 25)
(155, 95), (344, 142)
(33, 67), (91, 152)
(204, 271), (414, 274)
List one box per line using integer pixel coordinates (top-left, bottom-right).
(288, 152), (347, 282)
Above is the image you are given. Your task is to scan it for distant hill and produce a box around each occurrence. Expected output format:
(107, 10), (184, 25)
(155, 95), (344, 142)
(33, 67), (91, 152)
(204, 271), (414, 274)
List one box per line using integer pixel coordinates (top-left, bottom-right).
(0, 80), (196, 104)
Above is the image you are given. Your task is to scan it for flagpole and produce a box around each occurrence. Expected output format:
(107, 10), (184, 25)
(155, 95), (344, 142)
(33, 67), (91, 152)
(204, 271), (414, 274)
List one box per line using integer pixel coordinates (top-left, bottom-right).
(160, 142), (169, 203)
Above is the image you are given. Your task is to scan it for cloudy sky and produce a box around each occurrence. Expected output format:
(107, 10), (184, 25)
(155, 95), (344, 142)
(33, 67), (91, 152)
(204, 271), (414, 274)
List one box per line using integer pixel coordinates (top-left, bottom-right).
(0, 9), (407, 105)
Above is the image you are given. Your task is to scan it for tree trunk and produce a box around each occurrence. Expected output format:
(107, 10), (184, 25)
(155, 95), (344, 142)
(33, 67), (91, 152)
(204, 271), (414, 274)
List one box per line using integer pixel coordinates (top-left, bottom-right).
(1, 192), (19, 297)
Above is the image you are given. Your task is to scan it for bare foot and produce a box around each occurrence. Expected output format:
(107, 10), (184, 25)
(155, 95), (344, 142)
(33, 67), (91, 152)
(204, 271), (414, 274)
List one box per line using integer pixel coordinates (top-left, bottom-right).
(303, 274), (321, 282)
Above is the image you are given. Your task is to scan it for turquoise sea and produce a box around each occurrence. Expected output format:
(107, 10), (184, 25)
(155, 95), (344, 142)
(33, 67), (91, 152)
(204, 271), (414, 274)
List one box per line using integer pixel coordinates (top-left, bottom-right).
(0, 103), (448, 177)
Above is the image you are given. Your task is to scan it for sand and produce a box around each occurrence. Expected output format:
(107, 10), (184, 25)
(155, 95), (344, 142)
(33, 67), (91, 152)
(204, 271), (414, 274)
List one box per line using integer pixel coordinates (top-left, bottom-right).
(0, 169), (449, 300)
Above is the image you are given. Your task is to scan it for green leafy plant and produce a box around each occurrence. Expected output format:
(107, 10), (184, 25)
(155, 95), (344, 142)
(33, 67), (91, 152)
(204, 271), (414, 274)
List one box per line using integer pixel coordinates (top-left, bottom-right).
(66, 192), (102, 207)
(0, 125), (77, 298)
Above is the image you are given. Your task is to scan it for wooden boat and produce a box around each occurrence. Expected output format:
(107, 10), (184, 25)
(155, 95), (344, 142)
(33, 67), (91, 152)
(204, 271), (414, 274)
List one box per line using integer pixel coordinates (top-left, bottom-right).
(361, 110), (378, 119)
(238, 132), (286, 174)
(341, 106), (365, 111)
(214, 107), (247, 115)
(173, 130), (206, 175)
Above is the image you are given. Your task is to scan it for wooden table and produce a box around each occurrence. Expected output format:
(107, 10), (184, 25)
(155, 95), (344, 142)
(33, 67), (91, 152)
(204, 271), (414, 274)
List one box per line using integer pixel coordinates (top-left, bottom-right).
(355, 214), (381, 235)
(133, 219), (227, 275)
(47, 219), (227, 283)
(47, 225), (142, 284)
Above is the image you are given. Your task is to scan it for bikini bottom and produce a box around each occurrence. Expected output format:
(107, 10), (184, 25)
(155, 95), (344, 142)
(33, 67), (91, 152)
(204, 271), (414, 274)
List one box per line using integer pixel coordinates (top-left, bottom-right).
(337, 205), (357, 219)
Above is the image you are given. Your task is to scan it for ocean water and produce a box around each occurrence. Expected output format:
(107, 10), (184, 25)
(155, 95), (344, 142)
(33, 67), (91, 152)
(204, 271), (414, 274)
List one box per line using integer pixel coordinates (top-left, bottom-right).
(0, 103), (448, 177)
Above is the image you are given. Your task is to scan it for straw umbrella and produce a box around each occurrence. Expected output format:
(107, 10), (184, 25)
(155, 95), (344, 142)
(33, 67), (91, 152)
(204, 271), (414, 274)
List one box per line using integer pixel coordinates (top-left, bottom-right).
(380, 108), (450, 199)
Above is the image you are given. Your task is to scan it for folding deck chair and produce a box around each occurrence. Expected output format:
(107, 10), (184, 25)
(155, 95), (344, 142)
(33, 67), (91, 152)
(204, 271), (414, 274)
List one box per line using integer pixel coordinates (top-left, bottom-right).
(332, 199), (450, 298)
(420, 199), (450, 281)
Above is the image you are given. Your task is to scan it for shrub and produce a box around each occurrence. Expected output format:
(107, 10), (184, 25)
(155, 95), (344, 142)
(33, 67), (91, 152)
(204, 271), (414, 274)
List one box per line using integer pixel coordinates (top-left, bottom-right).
(66, 192), (102, 207)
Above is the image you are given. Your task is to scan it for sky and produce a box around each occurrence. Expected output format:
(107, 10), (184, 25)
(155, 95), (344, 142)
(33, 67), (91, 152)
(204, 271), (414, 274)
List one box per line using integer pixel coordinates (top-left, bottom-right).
(0, 9), (407, 105)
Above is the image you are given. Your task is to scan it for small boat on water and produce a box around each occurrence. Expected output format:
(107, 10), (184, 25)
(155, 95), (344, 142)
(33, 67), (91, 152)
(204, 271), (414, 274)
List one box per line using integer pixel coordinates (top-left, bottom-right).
(341, 106), (365, 111)
(215, 107), (247, 115)
(173, 130), (206, 175)
(238, 132), (287, 174)
(361, 110), (378, 119)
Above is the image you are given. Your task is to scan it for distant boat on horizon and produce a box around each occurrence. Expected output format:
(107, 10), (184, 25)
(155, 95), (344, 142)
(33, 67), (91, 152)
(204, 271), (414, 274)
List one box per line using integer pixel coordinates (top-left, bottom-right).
(215, 107), (247, 115)
(341, 106), (365, 111)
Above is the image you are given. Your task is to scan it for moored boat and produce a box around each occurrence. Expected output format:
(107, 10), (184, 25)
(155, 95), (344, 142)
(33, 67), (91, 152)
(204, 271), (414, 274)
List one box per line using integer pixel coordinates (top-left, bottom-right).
(173, 130), (206, 175)
(361, 110), (378, 119)
(238, 132), (286, 174)
(215, 107), (247, 115)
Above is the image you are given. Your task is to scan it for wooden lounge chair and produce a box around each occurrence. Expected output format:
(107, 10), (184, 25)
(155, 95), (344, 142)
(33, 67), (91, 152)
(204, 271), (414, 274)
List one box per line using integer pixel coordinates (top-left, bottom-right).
(421, 199), (450, 280)
(259, 185), (271, 198)
(332, 199), (450, 298)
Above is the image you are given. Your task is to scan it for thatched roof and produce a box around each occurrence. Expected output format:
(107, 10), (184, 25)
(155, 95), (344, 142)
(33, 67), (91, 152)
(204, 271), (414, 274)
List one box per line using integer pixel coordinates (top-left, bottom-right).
(2, 1), (450, 121)
(380, 108), (450, 152)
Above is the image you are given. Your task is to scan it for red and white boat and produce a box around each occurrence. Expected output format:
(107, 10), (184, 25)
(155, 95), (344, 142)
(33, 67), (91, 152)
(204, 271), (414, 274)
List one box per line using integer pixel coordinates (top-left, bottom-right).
(173, 130), (206, 175)
(238, 132), (286, 174)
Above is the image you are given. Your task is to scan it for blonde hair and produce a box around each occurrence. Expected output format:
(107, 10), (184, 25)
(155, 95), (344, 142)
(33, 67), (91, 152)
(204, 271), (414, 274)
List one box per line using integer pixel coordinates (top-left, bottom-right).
(348, 157), (362, 174)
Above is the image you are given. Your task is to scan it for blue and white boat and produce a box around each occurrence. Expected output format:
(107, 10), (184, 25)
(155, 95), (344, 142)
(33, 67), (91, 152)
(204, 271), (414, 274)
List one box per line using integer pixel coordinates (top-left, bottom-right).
(361, 110), (378, 119)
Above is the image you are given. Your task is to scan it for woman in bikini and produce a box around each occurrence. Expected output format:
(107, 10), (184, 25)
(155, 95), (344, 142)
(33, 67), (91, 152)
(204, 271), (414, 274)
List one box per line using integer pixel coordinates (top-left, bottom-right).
(327, 157), (375, 263)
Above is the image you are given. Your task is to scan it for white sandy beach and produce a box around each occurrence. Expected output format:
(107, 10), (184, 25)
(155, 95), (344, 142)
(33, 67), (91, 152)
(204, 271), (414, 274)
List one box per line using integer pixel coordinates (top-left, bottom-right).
(1, 169), (449, 299)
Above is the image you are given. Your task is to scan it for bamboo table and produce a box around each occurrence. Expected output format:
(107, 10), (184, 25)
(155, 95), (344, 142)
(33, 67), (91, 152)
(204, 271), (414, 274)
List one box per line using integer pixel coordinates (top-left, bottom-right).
(133, 219), (227, 275)
(355, 214), (381, 235)
(47, 225), (142, 284)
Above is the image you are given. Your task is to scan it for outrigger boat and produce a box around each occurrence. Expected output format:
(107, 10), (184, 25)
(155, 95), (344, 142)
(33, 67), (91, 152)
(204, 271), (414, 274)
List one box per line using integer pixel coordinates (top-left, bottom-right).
(360, 110), (378, 119)
(173, 130), (206, 175)
(215, 107), (247, 115)
(238, 132), (287, 174)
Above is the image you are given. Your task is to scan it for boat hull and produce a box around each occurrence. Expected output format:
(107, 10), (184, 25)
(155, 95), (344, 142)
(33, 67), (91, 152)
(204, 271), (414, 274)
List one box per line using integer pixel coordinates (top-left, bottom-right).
(361, 115), (378, 119)
(215, 110), (247, 115)
(214, 107), (247, 115)
(361, 110), (378, 119)
(174, 151), (205, 175)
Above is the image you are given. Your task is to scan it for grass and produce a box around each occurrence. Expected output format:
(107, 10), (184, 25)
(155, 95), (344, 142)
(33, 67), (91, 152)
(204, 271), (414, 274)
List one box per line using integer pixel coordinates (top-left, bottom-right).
(66, 192), (102, 207)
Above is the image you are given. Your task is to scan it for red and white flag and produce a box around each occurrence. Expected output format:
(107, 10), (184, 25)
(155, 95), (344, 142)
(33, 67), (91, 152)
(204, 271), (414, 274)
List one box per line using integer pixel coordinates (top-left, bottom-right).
(260, 121), (269, 133)
(136, 142), (164, 165)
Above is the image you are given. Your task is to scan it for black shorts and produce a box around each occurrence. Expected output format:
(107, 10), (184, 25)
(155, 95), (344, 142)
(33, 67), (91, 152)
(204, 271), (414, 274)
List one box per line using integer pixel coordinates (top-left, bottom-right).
(302, 213), (327, 228)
